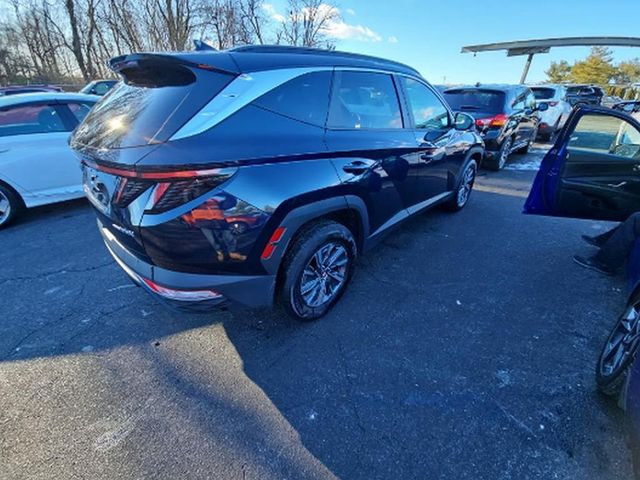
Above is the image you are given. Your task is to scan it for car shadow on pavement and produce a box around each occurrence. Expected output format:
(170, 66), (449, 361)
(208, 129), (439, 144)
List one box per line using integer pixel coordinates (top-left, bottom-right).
(0, 184), (635, 479)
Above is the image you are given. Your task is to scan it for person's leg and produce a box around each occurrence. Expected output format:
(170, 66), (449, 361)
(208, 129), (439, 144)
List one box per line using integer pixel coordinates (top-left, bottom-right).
(595, 212), (640, 269)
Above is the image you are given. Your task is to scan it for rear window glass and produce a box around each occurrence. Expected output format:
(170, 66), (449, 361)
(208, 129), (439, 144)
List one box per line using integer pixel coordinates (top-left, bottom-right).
(72, 66), (234, 149)
(328, 71), (402, 129)
(252, 71), (331, 127)
(532, 88), (556, 100)
(443, 89), (505, 114)
(0, 104), (67, 137)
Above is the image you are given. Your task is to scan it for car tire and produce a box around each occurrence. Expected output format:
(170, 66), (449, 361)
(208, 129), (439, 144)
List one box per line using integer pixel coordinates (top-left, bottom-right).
(596, 294), (640, 396)
(0, 183), (23, 229)
(517, 128), (536, 154)
(444, 159), (477, 212)
(486, 136), (513, 171)
(280, 220), (357, 321)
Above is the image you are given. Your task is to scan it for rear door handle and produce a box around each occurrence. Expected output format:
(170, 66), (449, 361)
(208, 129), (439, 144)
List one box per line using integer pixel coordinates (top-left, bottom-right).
(342, 161), (370, 175)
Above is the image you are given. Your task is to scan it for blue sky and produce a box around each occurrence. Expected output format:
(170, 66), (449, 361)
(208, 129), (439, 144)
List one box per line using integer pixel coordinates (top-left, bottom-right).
(264, 0), (640, 84)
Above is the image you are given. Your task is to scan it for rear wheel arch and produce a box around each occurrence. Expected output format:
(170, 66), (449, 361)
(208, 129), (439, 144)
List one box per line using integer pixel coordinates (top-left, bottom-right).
(261, 196), (368, 276)
(0, 179), (25, 208)
(0, 179), (25, 228)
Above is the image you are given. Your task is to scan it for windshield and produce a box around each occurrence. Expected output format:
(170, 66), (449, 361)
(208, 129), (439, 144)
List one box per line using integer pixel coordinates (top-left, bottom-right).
(72, 65), (235, 149)
(442, 89), (505, 113)
(532, 88), (556, 100)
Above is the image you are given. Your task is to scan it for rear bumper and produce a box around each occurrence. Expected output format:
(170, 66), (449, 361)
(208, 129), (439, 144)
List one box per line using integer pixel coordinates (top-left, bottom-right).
(99, 220), (276, 311)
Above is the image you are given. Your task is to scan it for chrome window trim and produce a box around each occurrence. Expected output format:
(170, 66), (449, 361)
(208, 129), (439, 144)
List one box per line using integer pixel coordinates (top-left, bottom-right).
(170, 67), (328, 141)
(169, 66), (427, 141)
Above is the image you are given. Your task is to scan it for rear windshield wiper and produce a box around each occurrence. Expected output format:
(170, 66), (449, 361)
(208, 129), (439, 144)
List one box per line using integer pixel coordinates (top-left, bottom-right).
(459, 105), (480, 111)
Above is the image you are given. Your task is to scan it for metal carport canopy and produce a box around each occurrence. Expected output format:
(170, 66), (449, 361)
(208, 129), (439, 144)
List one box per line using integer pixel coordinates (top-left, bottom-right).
(461, 37), (640, 83)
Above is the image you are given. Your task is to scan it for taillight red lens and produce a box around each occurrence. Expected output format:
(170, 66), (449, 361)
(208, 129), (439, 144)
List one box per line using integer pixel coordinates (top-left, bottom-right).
(489, 114), (508, 127)
(475, 113), (508, 128)
(146, 173), (236, 213)
(548, 101), (558, 107)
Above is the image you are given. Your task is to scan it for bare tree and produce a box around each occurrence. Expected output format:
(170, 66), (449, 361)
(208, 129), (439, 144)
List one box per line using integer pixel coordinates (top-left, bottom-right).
(0, 0), (340, 85)
(278, 0), (338, 48)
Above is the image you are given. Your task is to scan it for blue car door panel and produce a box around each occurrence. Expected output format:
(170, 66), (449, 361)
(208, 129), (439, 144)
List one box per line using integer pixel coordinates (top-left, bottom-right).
(525, 106), (640, 221)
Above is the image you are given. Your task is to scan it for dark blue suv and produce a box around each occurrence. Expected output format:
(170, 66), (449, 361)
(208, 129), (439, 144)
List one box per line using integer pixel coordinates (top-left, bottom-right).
(71, 46), (484, 320)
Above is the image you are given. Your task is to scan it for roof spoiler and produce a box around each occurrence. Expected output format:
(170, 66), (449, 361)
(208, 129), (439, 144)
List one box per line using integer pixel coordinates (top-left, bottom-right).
(108, 52), (239, 78)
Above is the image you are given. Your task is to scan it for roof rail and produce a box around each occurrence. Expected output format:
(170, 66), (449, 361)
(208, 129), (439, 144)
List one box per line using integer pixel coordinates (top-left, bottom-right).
(227, 45), (420, 76)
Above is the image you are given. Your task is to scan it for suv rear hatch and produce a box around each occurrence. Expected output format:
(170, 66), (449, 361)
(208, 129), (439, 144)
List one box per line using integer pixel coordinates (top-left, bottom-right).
(71, 53), (239, 257)
(442, 88), (507, 128)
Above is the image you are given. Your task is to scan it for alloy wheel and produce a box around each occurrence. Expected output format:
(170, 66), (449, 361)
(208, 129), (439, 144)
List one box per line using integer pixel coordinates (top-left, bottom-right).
(600, 303), (640, 377)
(457, 164), (476, 207)
(0, 190), (11, 226)
(300, 241), (349, 308)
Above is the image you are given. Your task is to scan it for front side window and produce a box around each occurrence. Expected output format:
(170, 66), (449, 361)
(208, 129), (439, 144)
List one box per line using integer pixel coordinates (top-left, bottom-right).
(0, 104), (67, 137)
(67, 102), (94, 123)
(512, 92), (526, 110)
(328, 71), (403, 129)
(568, 113), (640, 160)
(400, 77), (449, 130)
(252, 71), (331, 127)
(525, 92), (536, 110)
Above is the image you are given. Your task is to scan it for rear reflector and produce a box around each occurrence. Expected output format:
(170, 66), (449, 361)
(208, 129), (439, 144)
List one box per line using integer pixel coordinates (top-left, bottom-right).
(261, 226), (287, 260)
(141, 278), (222, 302)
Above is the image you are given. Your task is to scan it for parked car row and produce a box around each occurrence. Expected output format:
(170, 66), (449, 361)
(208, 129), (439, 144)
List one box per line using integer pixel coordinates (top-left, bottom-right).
(0, 79), (117, 97)
(441, 84), (548, 170)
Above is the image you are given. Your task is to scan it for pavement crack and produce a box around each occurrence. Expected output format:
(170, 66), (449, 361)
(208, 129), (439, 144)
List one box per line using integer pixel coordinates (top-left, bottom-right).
(0, 260), (114, 286)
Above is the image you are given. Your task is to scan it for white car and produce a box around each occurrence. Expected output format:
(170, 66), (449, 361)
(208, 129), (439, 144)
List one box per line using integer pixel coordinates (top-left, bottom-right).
(0, 92), (98, 228)
(530, 85), (573, 141)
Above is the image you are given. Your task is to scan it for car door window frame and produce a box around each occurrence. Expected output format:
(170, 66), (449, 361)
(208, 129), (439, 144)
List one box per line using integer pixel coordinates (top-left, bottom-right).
(395, 75), (452, 131)
(327, 69), (405, 131)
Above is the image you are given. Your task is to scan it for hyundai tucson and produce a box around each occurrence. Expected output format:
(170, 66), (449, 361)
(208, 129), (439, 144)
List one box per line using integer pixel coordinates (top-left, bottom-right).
(71, 46), (484, 320)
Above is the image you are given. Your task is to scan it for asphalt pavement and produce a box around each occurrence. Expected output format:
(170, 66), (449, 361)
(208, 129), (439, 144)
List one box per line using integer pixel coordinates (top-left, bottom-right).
(0, 144), (635, 479)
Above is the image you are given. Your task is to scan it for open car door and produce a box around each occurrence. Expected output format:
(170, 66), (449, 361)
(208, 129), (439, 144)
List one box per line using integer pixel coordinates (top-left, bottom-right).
(525, 106), (640, 222)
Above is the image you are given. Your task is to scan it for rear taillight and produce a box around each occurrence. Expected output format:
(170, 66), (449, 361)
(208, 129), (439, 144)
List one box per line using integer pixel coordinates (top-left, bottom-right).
(547, 101), (558, 107)
(113, 178), (153, 207)
(146, 172), (236, 213)
(475, 113), (508, 128)
(85, 160), (237, 213)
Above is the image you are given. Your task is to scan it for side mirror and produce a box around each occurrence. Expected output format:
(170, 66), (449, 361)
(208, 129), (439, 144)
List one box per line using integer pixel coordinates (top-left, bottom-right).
(454, 112), (474, 131)
(537, 102), (549, 112)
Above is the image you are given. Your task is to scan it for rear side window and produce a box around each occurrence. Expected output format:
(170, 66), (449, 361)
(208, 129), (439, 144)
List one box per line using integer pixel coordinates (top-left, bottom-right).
(400, 77), (449, 129)
(328, 71), (403, 129)
(73, 63), (235, 149)
(0, 104), (67, 137)
(532, 88), (556, 100)
(443, 89), (505, 114)
(252, 71), (331, 127)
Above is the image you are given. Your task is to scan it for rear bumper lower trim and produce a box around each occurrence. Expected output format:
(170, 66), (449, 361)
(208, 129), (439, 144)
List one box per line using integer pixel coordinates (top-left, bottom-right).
(99, 220), (276, 309)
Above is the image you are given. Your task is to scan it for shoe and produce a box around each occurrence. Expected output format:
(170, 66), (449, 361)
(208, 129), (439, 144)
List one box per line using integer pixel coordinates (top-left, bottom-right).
(581, 235), (603, 248)
(573, 255), (616, 276)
